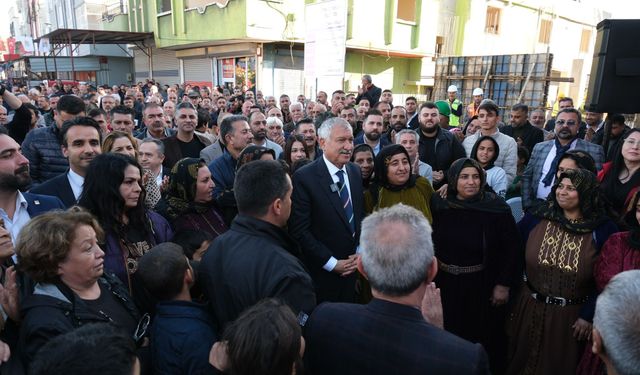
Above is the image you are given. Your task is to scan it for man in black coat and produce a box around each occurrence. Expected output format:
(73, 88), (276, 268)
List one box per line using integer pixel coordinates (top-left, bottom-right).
(289, 118), (364, 303)
(355, 74), (382, 107)
(199, 160), (315, 330)
(500, 103), (544, 154)
(304, 204), (490, 375)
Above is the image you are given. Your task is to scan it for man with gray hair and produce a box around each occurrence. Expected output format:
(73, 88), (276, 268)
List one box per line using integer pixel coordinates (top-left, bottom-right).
(139, 138), (167, 187)
(355, 74), (382, 106)
(289, 117), (364, 303)
(591, 270), (640, 375)
(304, 204), (490, 374)
(396, 129), (433, 183)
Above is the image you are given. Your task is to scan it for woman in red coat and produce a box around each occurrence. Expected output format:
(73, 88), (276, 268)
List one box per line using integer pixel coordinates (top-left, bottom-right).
(577, 190), (640, 374)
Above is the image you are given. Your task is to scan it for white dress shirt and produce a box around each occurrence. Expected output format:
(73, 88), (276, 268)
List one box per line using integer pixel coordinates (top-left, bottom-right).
(67, 169), (85, 201)
(322, 154), (352, 272)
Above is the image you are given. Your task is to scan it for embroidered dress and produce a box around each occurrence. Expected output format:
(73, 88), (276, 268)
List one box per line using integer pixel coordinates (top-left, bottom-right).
(506, 219), (597, 375)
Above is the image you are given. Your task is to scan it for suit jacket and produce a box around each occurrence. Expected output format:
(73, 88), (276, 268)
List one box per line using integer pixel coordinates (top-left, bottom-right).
(355, 84), (382, 107)
(162, 133), (213, 170)
(29, 172), (76, 208)
(22, 192), (65, 217)
(200, 139), (225, 165)
(521, 138), (604, 209)
(289, 157), (364, 302)
(304, 299), (490, 375)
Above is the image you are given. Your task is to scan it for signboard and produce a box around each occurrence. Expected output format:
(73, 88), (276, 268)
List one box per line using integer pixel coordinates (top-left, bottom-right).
(304, 0), (347, 92)
(221, 58), (234, 79)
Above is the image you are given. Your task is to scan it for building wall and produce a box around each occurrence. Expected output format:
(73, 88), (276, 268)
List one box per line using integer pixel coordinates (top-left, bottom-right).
(445, 0), (612, 108)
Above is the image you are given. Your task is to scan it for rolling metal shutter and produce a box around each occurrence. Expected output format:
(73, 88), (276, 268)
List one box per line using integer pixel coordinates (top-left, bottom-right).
(182, 58), (212, 85)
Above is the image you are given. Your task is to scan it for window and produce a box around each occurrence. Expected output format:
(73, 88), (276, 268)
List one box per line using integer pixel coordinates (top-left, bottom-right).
(538, 19), (552, 44)
(158, 0), (172, 13)
(397, 0), (416, 23)
(580, 28), (592, 53)
(435, 36), (444, 57)
(485, 7), (501, 34)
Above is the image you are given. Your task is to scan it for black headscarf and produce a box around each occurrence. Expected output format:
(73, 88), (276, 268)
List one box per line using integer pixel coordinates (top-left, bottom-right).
(236, 146), (276, 171)
(470, 135), (500, 170)
(529, 168), (609, 234)
(372, 144), (417, 192)
(433, 158), (510, 214)
(351, 143), (375, 188)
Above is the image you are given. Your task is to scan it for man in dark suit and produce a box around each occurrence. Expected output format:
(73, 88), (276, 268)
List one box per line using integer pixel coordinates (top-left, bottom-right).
(289, 117), (364, 303)
(0, 129), (65, 250)
(30, 117), (102, 207)
(304, 204), (490, 375)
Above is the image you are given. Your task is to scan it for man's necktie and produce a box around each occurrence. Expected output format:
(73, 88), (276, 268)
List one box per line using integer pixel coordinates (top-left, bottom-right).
(336, 170), (355, 236)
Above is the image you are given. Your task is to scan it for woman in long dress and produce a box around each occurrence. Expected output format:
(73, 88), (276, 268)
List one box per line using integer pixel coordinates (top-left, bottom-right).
(431, 158), (520, 373)
(506, 169), (617, 375)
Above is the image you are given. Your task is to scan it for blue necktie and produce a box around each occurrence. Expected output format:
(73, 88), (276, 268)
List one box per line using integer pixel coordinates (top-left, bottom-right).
(336, 170), (355, 236)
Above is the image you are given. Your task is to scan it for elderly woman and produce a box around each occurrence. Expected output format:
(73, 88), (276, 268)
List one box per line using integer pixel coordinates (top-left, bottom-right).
(506, 169), (617, 375)
(161, 158), (227, 238)
(365, 144), (434, 222)
(431, 158), (520, 373)
(18, 209), (142, 369)
(103, 131), (161, 209)
(79, 153), (173, 293)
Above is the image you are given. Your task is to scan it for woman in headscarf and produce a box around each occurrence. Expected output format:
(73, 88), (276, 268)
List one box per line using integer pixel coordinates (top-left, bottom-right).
(506, 169), (618, 375)
(364, 144), (434, 222)
(351, 144), (375, 189)
(431, 158), (520, 374)
(236, 145), (276, 169)
(161, 158), (228, 238)
(471, 136), (508, 197)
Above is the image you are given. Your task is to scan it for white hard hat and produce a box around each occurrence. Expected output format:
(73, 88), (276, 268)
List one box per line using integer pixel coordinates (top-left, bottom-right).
(473, 88), (484, 96)
(447, 85), (458, 93)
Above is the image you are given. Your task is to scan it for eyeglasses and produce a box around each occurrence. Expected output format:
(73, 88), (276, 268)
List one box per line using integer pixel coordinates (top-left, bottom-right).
(556, 120), (578, 126)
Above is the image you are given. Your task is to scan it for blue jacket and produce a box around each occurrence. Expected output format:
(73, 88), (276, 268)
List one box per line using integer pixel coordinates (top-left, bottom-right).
(23, 192), (66, 216)
(22, 125), (69, 183)
(151, 300), (217, 375)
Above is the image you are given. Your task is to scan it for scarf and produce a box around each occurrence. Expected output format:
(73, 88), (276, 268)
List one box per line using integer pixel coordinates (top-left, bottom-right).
(372, 144), (417, 192)
(530, 168), (608, 234)
(433, 158), (510, 214)
(164, 158), (211, 220)
(470, 135), (500, 171)
(541, 139), (573, 187)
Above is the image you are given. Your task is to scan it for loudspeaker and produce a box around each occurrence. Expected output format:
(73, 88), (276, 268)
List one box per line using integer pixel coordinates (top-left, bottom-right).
(585, 19), (640, 113)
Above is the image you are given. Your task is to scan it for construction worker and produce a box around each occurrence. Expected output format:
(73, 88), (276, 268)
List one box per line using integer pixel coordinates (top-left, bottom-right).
(466, 88), (483, 120)
(446, 85), (463, 127)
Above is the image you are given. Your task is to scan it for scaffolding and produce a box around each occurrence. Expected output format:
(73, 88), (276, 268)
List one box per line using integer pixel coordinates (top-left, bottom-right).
(433, 53), (574, 120)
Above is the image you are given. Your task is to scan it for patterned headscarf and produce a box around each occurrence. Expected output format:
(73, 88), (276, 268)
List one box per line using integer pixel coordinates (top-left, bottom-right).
(236, 146), (276, 171)
(530, 168), (608, 234)
(164, 158), (209, 220)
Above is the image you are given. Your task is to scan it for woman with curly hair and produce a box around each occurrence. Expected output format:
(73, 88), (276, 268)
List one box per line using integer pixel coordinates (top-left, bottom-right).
(507, 169), (618, 375)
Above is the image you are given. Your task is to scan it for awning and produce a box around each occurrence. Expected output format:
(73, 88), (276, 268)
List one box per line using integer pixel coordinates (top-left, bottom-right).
(34, 29), (153, 45)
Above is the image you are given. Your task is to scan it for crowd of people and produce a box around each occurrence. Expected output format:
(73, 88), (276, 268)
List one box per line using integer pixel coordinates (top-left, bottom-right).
(0, 75), (634, 374)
